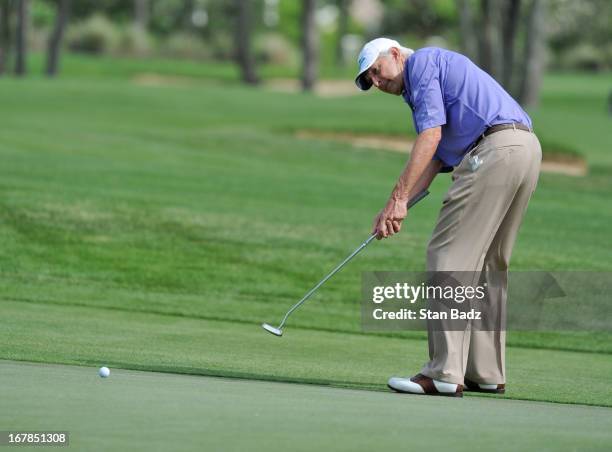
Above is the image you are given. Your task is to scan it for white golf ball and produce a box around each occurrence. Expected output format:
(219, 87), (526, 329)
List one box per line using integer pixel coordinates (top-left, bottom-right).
(98, 366), (110, 378)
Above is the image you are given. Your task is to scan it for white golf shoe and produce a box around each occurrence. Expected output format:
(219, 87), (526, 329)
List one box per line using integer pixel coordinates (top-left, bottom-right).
(464, 378), (505, 394)
(388, 374), (463, 397)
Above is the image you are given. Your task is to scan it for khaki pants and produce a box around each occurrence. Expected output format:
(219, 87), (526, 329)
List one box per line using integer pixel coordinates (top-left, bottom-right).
(421, 128), (541, 385)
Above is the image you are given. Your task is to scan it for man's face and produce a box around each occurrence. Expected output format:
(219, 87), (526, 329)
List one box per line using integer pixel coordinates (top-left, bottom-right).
(365, 50), (405, 95)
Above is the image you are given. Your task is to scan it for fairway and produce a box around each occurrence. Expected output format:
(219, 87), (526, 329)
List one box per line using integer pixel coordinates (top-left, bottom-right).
(2, 361), (611, 452)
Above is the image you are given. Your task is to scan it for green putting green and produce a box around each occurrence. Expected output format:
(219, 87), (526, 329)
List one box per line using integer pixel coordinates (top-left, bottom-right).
(2, 360), (611, 452)
(2, 300), (611, 407)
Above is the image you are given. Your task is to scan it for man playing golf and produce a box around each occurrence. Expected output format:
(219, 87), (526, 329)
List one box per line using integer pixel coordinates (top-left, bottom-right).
(355, 38), (541, 397)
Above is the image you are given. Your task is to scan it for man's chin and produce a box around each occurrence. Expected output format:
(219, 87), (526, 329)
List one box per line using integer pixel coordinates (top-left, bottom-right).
(380, 86), (402, 96)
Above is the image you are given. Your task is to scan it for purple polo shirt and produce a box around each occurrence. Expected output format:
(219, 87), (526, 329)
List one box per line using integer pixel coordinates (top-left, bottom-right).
(402, 47), (532, 171)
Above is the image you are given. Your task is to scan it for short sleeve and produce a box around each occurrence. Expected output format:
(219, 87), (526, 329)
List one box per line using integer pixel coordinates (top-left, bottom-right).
(432, 154), (454, 173)
(408, 53), (447, 133)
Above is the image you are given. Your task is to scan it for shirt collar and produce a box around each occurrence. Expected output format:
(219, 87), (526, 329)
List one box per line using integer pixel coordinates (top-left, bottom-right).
(401, 57), (414, 110)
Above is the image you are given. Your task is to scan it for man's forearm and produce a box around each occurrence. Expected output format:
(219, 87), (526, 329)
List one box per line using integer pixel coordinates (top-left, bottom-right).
(391, 127), (441, 202)
(409, 158), (442, 198)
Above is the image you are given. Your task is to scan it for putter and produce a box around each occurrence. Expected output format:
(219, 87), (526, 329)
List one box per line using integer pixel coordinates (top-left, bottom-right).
(262, 189), (430, 337)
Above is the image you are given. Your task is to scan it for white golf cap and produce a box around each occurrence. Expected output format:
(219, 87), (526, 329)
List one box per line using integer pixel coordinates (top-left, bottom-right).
(354, 37), (412, 91)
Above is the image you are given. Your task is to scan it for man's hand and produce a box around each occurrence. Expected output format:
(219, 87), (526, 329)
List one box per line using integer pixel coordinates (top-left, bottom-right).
(370, 127), (442, 240)
(372, 197), (408, 239)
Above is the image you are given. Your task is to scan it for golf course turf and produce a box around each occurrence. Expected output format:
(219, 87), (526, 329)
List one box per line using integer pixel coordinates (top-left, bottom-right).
(1, 56), (611, 450)
(2, 361), (611, 452)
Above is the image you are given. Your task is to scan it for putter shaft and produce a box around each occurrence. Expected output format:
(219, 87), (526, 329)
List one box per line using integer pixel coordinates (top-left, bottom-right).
(267, 189), (430, 333)
(276, 233), (377, 330)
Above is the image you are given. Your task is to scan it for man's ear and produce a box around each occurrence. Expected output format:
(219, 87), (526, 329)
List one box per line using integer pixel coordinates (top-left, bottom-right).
(390, 47), (401, 60)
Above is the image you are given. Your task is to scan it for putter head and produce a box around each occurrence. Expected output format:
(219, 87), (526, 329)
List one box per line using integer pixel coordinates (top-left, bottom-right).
(262, 323), (283, 337)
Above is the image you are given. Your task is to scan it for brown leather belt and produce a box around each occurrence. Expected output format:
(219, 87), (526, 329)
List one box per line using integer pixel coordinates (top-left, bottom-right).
(483, 123), (532, 137)
(471, 123), (532, 150)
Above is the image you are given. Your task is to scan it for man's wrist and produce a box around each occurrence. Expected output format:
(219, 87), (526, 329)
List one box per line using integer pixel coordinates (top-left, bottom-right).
(391, 188), (409, 204)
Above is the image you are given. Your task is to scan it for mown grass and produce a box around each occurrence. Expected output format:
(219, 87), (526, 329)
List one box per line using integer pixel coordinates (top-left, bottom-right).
(4, 361), (612, 452)
(3, 301), (612, 406)
(1, 57), (610, 407)
(24, 53), (612, 163)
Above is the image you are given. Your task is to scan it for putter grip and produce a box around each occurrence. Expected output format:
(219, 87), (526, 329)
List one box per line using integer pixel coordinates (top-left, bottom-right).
(406, 189), (430, 209)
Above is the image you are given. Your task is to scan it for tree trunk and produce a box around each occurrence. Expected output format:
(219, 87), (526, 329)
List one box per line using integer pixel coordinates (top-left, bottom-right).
(500, 0), (521, 92)
(518, 0), (547, 107)
(46, 0), (70, 77)
(181, 0), (195, 30)
(479, 0), (503, 80)
(234, 0), (259, 85)
(335, 0), (348, 67)
(14, 0), (27, 76)
(0, 0), (11, 75)
(301, 0), (318, 91)
(169, 0), (195, 30)
(134, 0), (149, 30)
(457, 0), (478, 61)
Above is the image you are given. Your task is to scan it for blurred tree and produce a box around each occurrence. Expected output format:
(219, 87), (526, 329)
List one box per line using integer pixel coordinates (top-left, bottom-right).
(454, 0), (549, 106)
(198, 1), (235, 59)
(500, 0), (521, 89)
(149, 0), (189, 37)
(276, 0), (301, 43)
(68, 0), (130, 23)
(46, 0), (70, 77)
(15, 0), (27, 76)
(548, 0), (611, 71)
(518, 0), (546, 107)
(134, 0), (149, 30)
(479, 0), (502, 79)
(301, 0), (318, 91)
(234, 0), (260, 84)
(179, 0), (195, 30)
(335, 0), (348, 66)
(457, 0), (477, 60)
(381, 0), (457, 40)
(458, 0), (610, 75)
(0, 0), (12, 75)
